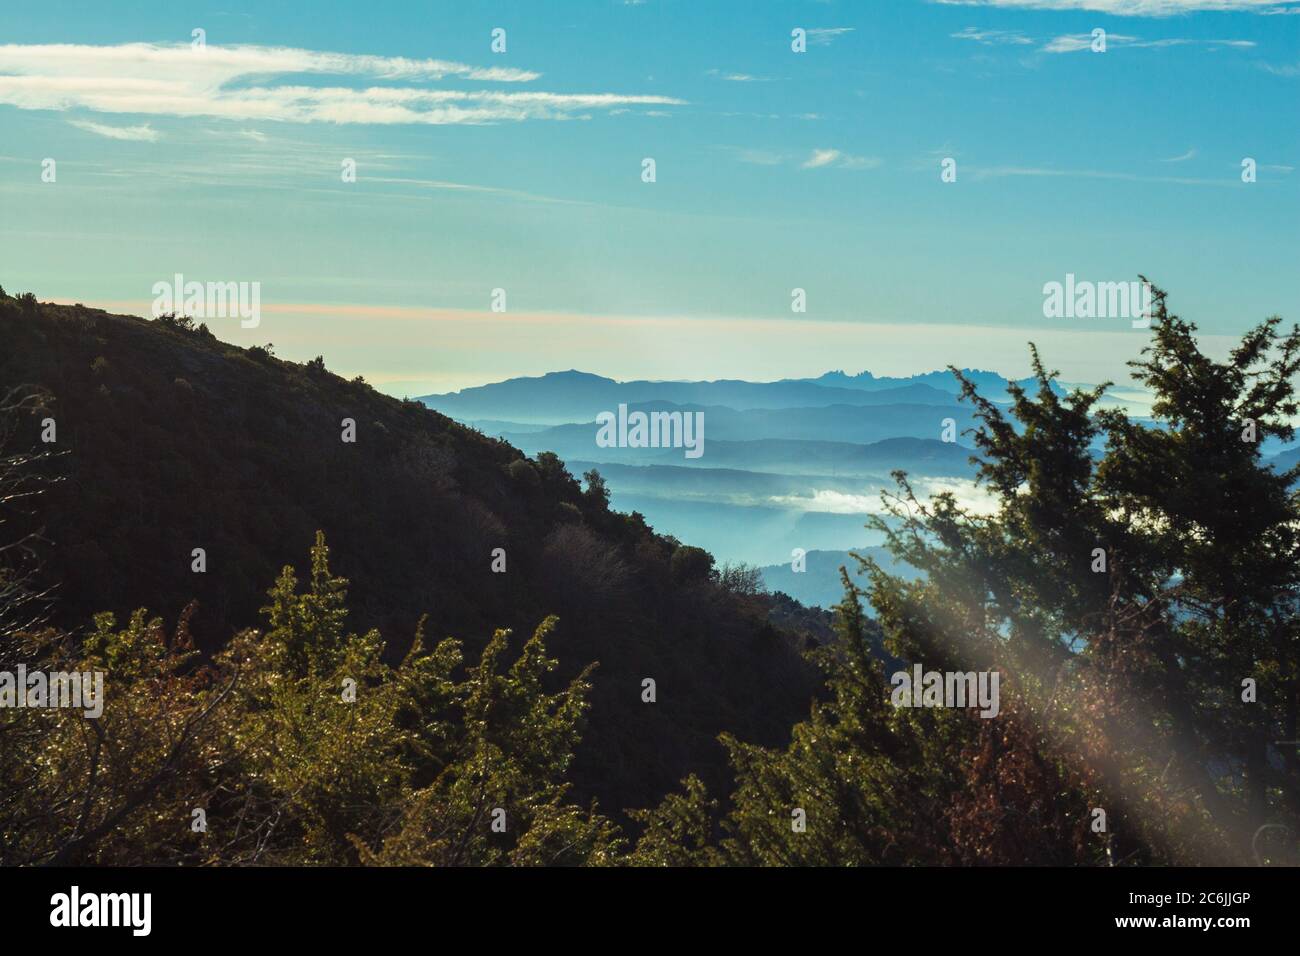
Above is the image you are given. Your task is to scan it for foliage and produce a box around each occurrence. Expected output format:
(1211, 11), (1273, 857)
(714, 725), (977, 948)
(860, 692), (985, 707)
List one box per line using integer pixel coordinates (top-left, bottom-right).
(718, 562), (766, 597)
(0, 386), (59, 639)
(582, 468), (610, 510)
(659, 283), (1300, 866)
(2, 535), (621, 865)
(9, 282), (1293, 866)
(670, 545), (716, 586)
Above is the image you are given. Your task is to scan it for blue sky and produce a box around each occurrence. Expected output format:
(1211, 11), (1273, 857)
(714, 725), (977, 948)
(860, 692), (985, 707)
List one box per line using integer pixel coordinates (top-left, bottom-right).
(1, 0), (1297, 394)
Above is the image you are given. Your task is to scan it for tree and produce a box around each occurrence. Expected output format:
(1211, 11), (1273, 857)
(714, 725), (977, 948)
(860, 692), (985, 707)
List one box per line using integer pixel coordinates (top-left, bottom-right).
(670, 545), (715, 586)
(0, 386), (59, 639)
(534, 450), (579, 496)
(582, 468), (610, 510)
(507, 457), (541, 489)
(353, 617), (621, 866)
(626, 774), (719, 866)
(718, 562), (766, 597)
(157, 312), (196, 332)
(661, 283), (1300, 866)
(707, 574), (965, 864)
(1, 605), (235, 866)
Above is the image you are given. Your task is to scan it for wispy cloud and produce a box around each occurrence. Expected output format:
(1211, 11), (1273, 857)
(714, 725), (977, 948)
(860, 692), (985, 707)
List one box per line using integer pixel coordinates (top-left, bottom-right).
(970, 164), (1239, 186)
(718, 145), (881, 171)
(951, 27), (1034, 45)
(731, 148), (786, 166)
(1042, 33), (1255, 52)
(947, 23), (1257, 54)
(806, 28), (855, 45)
(1160, 147), (1198, 162)
(363, 176), (596, 206)
(803, 149), (843, 169)
(68, 118), (160, 141)
(933, 0), (1300, 16)
(770, 479), (998, 516)
(801, 148), (880, 170)
(706, 69), (775, 82)
(0, 42), (684, 126)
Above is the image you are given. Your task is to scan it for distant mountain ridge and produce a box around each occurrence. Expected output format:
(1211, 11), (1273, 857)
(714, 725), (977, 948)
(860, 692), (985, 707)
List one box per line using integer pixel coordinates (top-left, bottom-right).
(415, 370), (1001, 570)
(760, 546), (925, 610)
(801, 369), (1068, 400)
(512, 435), (977, 478)
(418, 368), (1027, 425)
(496, 401), (985, 455)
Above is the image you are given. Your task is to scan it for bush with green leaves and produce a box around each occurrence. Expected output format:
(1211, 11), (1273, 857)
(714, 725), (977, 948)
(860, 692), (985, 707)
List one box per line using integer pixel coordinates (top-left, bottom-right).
(2, 533), (622, 866)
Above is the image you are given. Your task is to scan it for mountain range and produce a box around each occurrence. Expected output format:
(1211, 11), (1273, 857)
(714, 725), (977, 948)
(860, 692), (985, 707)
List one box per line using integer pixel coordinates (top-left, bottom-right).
(418, 370), (1014, 591)
(420, 368), (1050, 425)
(417, 368), (1300, 601)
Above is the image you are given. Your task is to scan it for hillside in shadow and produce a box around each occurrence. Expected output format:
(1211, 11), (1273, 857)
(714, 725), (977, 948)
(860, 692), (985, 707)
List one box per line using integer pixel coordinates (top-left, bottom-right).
(0, 291), (826, 817)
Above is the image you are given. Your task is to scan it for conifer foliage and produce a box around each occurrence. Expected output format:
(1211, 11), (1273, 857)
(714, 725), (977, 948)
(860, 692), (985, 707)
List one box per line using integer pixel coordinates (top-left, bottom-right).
(635, 284), (1300, 866)
(3, 533), (623, 865)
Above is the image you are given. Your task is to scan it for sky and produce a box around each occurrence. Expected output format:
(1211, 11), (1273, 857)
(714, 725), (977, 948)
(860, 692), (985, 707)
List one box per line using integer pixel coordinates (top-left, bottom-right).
(1, 0), (1297, 395)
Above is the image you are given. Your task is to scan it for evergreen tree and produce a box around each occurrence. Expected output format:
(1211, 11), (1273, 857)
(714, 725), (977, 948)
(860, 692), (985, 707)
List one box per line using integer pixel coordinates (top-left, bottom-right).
(674, 285), (1300, 866)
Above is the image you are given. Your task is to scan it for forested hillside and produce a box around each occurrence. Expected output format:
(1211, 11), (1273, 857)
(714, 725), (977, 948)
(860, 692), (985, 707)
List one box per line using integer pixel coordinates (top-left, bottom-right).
(0, 291), (822, 818)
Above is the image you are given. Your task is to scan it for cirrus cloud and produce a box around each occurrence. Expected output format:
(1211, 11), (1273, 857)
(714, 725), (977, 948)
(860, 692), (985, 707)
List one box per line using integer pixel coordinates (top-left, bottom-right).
(951, 27), (1035, 45)
(0, 42), (684, 126)
(806, 28), (856, 45)
(1041, 33), (1255, 51)
(933, 0), (1299, 14)
(68, 118), (160, 141)
(802, 148), (881, 170)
